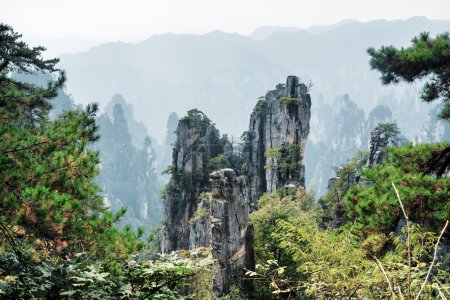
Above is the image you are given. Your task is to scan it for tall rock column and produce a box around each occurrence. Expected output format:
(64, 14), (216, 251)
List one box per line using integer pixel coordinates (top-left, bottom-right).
(366, 128), (389, 168)
(244, 76), (312, 203)
(209, 169), (254, 297)
(163, 110), (222, 252)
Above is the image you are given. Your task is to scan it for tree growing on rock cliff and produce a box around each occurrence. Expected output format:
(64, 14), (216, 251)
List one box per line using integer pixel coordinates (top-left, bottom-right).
(373, 122), (401, 145)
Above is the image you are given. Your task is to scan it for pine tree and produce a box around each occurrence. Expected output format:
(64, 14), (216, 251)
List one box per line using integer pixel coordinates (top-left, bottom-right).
(368, 32), (450, 120)
(368, 32), (450, 176)
(0, 23), (66, 124)
(0, 23), (143, 259)
(344, 142), (449, 231)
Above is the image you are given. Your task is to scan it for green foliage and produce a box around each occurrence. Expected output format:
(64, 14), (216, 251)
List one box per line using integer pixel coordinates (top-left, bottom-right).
(374, 122), (401, 144)
(208, 154), (230, 172)
(0, 23), (206, 299)
(278, 97), (301, 117)
(181, 109), (213, 136)
(189, 208), (209, 226)
(249, 188), (322, 299)
(265, 143), (302, 185)
(369, 32), (450, 176)
(188, 193), (211, 227)
(320, 150), (368, 228)
(252, 139), (449, 299)
(162, 164), (176, 175)
(187, 248), (215, 300)
(254, 97), (268, 117)
(368, 31), (450, 120)
(273, 219), (380, 298)
(142, 225), (164, 259)
(278, 97), (299, 106)
(0, 250), (213, 299)
(344, 143), (449, 231)
(261, 217), (449, 299)
(221, 285), (246, 300)
(250, 187), (322, 261)
(240, 131), (252, 155)
(0, 83), (143, 260)
(0, 23), (66, 125)
(278, 97), (299, 113)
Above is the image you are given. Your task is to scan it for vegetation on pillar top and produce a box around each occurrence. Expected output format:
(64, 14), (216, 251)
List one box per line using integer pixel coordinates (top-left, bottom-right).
(180, 108), (215, 135)
(373, 122), (401, 145)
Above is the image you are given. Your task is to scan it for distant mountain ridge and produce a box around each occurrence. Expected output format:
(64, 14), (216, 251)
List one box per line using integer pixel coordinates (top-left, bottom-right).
(59, 16), (449, 146)
(249, 19), (360, 40)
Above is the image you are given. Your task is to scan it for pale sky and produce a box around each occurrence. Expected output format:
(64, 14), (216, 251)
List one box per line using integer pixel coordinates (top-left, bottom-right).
(2, 0), (450, 42)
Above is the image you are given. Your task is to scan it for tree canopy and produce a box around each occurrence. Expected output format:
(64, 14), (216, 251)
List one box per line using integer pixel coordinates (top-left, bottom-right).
(368, 32), (450, 120)
(0, 23), (214, 299)
(369, 32), (450, 176)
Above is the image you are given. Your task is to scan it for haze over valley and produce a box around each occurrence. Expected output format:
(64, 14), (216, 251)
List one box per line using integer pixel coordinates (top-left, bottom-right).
(1, 2), (449, 297)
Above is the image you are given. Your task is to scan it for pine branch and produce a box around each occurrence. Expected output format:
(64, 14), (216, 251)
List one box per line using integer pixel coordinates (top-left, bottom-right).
(1, 140), (49, 154)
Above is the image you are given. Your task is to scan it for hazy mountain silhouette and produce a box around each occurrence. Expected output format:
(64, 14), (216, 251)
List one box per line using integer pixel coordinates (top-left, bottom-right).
(59, 17), (450, 145)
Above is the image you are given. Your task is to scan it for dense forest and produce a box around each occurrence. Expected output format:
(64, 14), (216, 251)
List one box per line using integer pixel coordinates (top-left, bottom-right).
(0, 20), (449, 300)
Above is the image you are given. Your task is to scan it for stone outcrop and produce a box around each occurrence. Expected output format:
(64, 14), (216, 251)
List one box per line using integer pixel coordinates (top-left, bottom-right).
(244, 76), (311, 202)
(188, 170), (254, 297)
(209, 169), (254, 296)
(163, 110), (222, 252)
(305, 99), (395, 197)
(367, 126), (408, 168)
(366, 128), (390, 168)
(96, 101), (162, 231)
(163, 76), (311, 296)
(189, 193), (212, 249)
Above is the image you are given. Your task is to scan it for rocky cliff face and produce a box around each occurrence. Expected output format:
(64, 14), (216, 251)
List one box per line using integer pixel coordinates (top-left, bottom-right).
(187, 169), (254, 297)
(163, 110), (222, 252)
(366, 128), (390, 168)
(305, 97), (394, 196)
(209, 169), (254, 296)
(163, 76), (311, 296)
(415, 105), (450, 144)
(244, 76), (311, 202)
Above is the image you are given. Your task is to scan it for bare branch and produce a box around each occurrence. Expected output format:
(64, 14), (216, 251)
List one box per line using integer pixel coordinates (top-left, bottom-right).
(414, 220), (449, 300)
(391, 182), (408, 221)
(348, 282), (362, 299)
(432, 275), (450, 298)
(372, 254), (396, 298)
(391, 181), (411, 300)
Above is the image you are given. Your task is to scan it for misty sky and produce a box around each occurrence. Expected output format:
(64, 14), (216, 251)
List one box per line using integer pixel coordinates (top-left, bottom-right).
(2, 0), (450, 42)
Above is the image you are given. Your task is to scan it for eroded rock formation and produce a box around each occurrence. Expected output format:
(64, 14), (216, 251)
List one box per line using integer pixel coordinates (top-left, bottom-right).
(415, 104), (450, 144)
(306, 98), (394, 197)
(243, 75), (311, 202)
(163, 76), (311, 296)
(366, 128), (390, 168)
(163, 110), (222, 252)
(209, 169), (254, 296)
